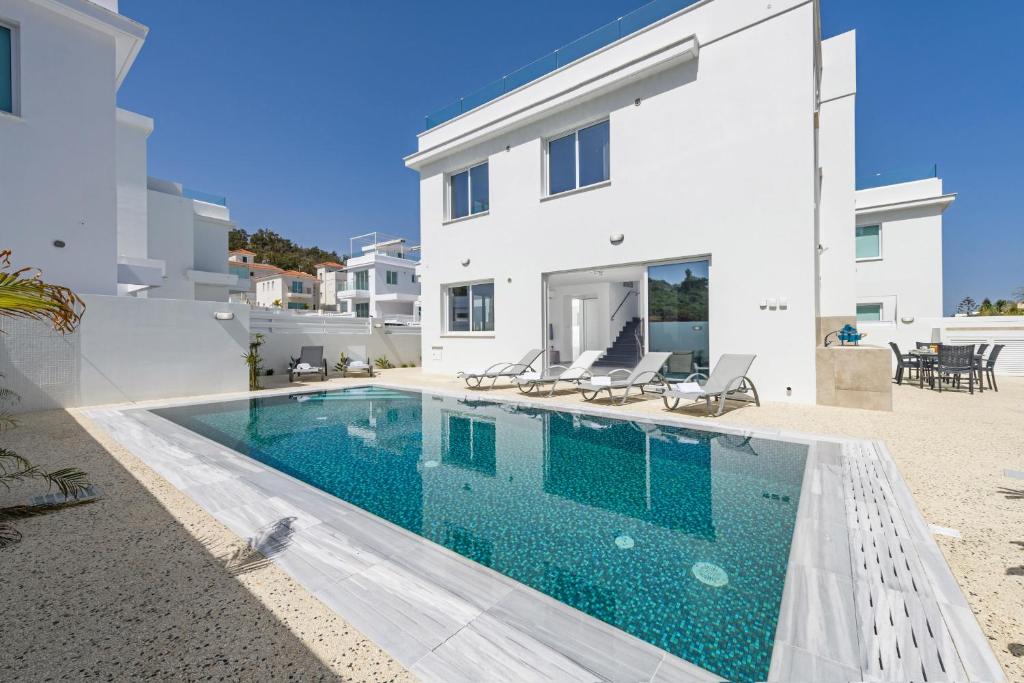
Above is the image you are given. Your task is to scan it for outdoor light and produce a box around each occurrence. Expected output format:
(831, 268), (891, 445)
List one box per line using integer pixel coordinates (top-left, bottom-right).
(609, 233), (624, 245)
(213, 312), (234, 321)
(52, 240), (66, 248)
(461, 258), (470, 266)
(901, 316), (915, 324)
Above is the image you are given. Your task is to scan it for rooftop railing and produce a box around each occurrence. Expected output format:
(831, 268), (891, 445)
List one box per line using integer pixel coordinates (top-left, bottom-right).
(424, 0), (701, 130)
(856, 164), (938, 191)
(183, 187), (228, 206)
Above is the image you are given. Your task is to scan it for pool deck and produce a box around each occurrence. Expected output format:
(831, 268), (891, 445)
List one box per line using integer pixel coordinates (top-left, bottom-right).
(79, 377), (1006, 682)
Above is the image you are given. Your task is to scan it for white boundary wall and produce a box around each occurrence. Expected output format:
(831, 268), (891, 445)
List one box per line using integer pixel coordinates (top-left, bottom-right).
(258, 328), (421, 375)
(0, 295), (250, 412)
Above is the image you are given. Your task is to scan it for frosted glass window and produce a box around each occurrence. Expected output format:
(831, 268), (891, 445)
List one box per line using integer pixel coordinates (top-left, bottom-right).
(856, 225), (881, 260)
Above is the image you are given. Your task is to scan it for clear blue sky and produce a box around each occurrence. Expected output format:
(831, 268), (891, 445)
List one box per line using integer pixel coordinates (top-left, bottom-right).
(118, 0), (1023, 314)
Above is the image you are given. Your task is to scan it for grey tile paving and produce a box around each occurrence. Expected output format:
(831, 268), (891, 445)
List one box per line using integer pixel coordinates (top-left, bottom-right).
(82, 389), (1005, 683)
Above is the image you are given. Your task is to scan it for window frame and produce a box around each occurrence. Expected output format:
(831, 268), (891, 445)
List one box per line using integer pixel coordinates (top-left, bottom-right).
(856, 302), (883, 322)
(385, 270), (398, 285)
(855, 224), (882, 262)
(443, 279), (495, 336)
(544, 118), (610, 199)
(0, 20), (19, 117)
(354, 302), (370, 318)
(445, 160), (490, 223)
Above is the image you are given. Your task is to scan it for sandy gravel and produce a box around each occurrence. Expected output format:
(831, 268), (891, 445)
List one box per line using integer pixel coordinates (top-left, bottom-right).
(2, 369), (1021, 681)
(0, 409), (413, 682)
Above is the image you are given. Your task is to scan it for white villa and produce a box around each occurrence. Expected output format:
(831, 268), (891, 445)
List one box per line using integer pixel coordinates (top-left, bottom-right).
(228, 248), (285, 305)
(405, 0), (955, 404)
(320, 232), (421, 324)
(254, 269), (319, 310)
(0, 0), (237, 302)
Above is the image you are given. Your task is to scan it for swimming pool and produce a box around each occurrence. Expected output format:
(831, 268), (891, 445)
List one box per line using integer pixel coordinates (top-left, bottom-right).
(154, 386), (808, 682)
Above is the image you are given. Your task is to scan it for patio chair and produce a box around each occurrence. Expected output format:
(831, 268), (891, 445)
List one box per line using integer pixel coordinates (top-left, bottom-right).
(458, 349), (543, 388)
(288, 346), (327, 382)
(983, 344), (1005, 391)
(340, 346), (374, 377)
(935, 344), (975, 394)
(661, 354), (760, 416)
(889, 342), (919, 385)
(515, 350), (603, 396)
(576, 352), (672, 405)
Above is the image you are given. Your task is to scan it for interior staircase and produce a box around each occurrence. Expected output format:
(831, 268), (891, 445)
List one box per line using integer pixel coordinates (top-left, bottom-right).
(592, 317), (642, 371)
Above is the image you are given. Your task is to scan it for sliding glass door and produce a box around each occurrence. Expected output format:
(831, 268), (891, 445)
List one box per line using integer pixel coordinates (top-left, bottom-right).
(647, 260), (709, 378)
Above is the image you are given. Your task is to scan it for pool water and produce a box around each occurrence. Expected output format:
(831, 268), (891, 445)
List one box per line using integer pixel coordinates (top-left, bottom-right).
(153, 386), (807, 681)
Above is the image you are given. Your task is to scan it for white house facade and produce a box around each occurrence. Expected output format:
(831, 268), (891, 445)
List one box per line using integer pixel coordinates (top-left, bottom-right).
(329, 233), (421, 324)
(254, 270), (319, 310)
(0, 0), (236, 302)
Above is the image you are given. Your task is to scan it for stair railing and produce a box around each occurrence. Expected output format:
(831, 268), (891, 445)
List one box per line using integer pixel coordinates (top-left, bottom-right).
(610, 290), (637, 321)
(634, 320), (645, 365)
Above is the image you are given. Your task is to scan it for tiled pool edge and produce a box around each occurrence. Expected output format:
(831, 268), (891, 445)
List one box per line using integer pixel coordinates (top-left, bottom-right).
(81, 384), (1005, 683)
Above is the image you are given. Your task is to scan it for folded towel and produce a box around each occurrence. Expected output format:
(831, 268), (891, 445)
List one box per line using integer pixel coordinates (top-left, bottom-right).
(671, 382), (704, 394)
(296, 362), (313, 371)
(349, 361), (368, 368)
(518, 371), (541, 382)
(589, 376), (613, 386)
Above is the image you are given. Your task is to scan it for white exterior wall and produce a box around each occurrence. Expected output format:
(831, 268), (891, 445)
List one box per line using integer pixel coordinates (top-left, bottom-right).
(853, 178), (952, 354)
(114, 108), (152, 261)
(340, 253), (421, 319)
(146, 188), (196, 300)
(409, 0), (819, 403)
(816, 30), (857, 318)
(0, 0), (124, 294)
(0, 295), (248, 412)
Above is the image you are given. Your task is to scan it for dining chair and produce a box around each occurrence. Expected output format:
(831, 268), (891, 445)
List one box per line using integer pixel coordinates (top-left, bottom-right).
(888, 342), (918, 384)
(935, 344), (976, 394)
(983, 344), (1005, 391)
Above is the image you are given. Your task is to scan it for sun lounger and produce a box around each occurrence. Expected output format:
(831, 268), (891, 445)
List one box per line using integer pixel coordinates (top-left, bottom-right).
(576, 352), (672, 405)
(515, 350), (603, 396)
(288, 346), (327, 382)
(457, 349), (543, 388)
(661, 353), (759, 416)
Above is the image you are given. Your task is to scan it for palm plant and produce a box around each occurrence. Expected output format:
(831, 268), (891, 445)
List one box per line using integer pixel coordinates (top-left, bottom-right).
(0, 250), (90, 549)
(244, 333), (266, 391)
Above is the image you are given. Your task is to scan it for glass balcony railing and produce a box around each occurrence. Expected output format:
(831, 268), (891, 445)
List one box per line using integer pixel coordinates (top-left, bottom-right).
(856, 164), (937, 190)
(183, 187), (228, 206)
(229, 265), (250, 280)
(424, 0), (701, 130)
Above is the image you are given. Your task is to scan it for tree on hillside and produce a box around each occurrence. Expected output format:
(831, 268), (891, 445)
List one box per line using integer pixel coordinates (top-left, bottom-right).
(956, 296), (977, 315)
(229, 228), (345, 275)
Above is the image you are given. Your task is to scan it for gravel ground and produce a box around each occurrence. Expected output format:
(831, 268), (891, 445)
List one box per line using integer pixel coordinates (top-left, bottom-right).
(2, 369), (1021, 681)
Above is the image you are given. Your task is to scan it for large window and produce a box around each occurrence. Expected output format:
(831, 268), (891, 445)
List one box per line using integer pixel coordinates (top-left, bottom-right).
(447, 281), (494, 332)
(353, 270), (369, 290)
(290, 280), (304, 294)
(856, 303), (882, 322)
(355, 302), (370, 318)
(385, 270), (398, 285)
(449, 161), (489, 220)
(548, 120), (610, 195)
(856, 225), (881, 260)
(1, 24), (13, 114)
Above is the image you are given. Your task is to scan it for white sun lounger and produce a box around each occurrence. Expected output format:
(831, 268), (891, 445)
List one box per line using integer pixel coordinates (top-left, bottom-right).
(576, 352), (672, 405)
(457, 349), (543, 388)
(661, 353), (759, 416)
(515, 350), (603, 396)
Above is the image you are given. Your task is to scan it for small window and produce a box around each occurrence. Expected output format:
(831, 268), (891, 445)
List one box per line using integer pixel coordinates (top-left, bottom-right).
(856, 303), (882, 322)
(354, 270), (369, 290)
(856, 225), (881, 260)
(1, 24), (13, 115)
(355, 302), (370, 318)
(386, 270), (398, 285)
(447, 281), (494, 332)
(547, 120), (610, 195)
(290, 281), (304, 294)
(448, 162), (489, 220)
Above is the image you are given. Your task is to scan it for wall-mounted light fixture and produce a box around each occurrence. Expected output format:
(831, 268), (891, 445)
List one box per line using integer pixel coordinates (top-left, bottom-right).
(900, 316), (915, 324)
(609, 233), (624, 245)
(53, 240), (66, 248)
(213, 312), (234, 321)
(461, 258), (470, 267)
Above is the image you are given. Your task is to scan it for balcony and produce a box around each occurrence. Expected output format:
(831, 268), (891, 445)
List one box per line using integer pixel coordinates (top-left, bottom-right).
(856, 164), (937, 190)
(337, 285), (370, 300)
(424, 0), (700, 129)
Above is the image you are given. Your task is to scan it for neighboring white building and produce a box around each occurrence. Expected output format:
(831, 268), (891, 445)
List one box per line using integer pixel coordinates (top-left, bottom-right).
(254, 270), (319, 310)
(330, 232), (420, 324)
(852, 176), (955, 350)
(0, 0), (236, 302)
(405, 0), (954, 403)
(228, 249), (285, 305)
(315, 260), (346, 311)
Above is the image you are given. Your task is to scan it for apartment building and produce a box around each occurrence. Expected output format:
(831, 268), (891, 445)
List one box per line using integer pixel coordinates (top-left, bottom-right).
(228, 249), (284, 305)
(327, 233), (420, 323)
(405, 0), (952, 403)
(0, 0), (236, 301)
(254, 270), (319, 310)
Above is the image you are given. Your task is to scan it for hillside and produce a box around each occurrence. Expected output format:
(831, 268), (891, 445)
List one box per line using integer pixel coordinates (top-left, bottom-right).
(229, 228), (345, 275)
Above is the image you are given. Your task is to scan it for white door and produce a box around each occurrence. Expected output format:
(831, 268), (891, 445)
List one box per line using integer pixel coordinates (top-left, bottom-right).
(571, 297), (600, 360)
